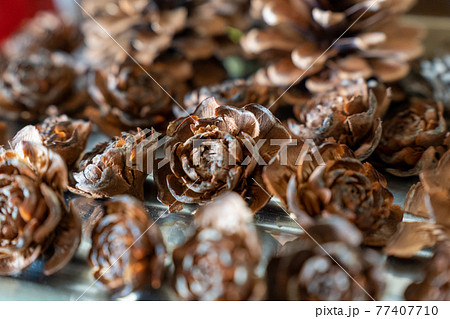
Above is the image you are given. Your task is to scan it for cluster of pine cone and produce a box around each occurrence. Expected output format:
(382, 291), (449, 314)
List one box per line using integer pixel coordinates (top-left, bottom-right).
(0, 0), (449, 301)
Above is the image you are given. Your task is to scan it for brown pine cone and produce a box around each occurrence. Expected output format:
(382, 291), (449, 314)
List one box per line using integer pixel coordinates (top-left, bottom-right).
(72, 129), (155, 200)
(386, 149), (450, 258)
(89, 195), (166, 297)
(154, 97), (290, 213)
(0, 141), (81, 276)
(242, 0), (424, 90)
(81, 0), (192, 67)
(375, 98), (448, 176)
(85, 58), (176, 136)
(172, 192), (264, 300)
(404, 242), (450, 301)
(81, 0), (250, 89)
(10, 115), (92, 167)
(288, 79), (391, 160)
(0, 49), (88, 121)
(267, 216), (385, 300)
(1, 11), (82, 59)
(264, 142), (403, 246)
(182, 78), (281, 115)
(421, 55), (450, 112)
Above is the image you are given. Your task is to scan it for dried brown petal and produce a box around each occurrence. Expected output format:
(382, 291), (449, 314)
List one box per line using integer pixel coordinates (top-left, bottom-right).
(385, 222), (445, 258)
(0, 142), (80, 275)
(376, 98), (448, 176)
(172, 192), (264, 300)
(11, 115), (92, 167)
(266, 216), (385, 300)
(89, 195), (165, 297)
(155, 97), (290, 212)
(73, 129), (154, 200)
(405, 242), (450, 301)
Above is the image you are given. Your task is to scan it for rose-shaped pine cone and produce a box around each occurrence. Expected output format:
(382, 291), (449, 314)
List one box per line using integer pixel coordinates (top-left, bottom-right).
(0, 49), (88, 121)
(288, 79), (391, 160)
(242, 0), (424, 90)
(81, 0), (250, 88)
(172, 192), (264, 300)
(155, 97), (291, 213)
(0, 141), (81, 275)
(73, 129), (155, 200)
(85, 58), (176, 136)
(267, 216), (385, 300)
(1, 11), (82, 59)
(375, 98), (448, 176)
(10, 115), (92, 167)
(386, 149), (450, 258)
(182, 78), (281, 116)
(89, 195), (166, 297)
(264, 142), (403, 246)
(404, 242), (450, 301)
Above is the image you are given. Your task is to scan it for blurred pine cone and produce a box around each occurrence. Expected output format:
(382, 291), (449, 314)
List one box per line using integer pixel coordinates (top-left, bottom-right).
(242, 0), (424, 91)
(0, 50), (88, 121)
(266, 216), (385, 300)
(405, 242), (450, 301)
(375, 98), (449, 176)
(0, 141), (81, 276)
(172, 192), (264, 300)
(1, 11), (82, 59)
(85, 58), (176, 136)
(81, 0), (252, 89)
(422, 55), (450, 112)
(89, 195), (166, 297)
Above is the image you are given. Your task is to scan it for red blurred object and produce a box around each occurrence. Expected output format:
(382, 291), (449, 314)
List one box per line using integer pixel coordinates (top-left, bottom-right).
(0, 0), (55, 44)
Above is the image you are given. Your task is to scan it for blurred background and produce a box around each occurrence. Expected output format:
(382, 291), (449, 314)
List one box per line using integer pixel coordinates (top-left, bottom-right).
(1, 0), (449, 44)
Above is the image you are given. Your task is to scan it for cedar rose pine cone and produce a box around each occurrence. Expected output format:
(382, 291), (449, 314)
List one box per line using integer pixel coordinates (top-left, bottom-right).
(1, 11), (82, 59)
(155, 97), (290, 212)
(0, 50), (87, 121)
(288, 79), (391, 160)
(73, 129), (155, 200)
(264, 142), (403, 246)
(11, 115), (92, 167)
(81, 0), (251, 88)
(86, 58), (176, 136)
(375, 98), (448, 176)
(0, 141), (81, 275)
(241, 0), (424, 90)
(89, 195), (166, 297)
(172, 192), (264, 300)
(266, 216), (385, 300)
